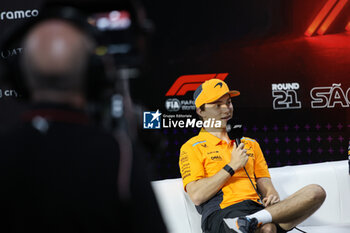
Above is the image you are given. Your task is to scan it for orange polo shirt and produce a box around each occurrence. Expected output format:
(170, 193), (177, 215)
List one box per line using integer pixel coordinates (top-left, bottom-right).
(179, 129), (270, 220)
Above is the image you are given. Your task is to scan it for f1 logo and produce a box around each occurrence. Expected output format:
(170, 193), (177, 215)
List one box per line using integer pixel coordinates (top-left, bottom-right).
(143, 110), (162, 129)
(165, 73), (228, 96)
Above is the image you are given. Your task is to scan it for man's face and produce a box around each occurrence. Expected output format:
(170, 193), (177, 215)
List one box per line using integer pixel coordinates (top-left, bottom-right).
(197, 94), (233, 128)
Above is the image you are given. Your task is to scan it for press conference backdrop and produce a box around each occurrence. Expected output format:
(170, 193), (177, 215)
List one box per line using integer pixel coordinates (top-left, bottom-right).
(0, 0), (349, 180)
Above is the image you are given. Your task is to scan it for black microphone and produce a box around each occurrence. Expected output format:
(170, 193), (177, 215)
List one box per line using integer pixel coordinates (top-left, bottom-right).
(227, 118), (263, 202)
(226, 118), (243, 146)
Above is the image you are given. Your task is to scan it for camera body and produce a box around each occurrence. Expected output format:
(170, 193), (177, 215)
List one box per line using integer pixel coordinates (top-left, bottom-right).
(0, 1), (153, 100)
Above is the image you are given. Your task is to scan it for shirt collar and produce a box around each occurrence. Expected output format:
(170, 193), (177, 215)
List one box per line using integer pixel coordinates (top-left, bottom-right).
(198, 128), (233, 146)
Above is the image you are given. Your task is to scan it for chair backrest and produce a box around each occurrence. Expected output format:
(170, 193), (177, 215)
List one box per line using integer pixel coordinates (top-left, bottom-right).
(269, 160), (350, 226)
(152, 160), (350, 233)
(151, 178), (194, 233)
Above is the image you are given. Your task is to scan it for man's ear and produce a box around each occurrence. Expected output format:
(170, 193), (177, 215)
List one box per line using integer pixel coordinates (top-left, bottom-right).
(196, 107), (204, 118)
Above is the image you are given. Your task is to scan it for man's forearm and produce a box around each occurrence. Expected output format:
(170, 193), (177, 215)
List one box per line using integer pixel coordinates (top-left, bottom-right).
(257, 177), (280, 206)
(256, 177), (279, 198)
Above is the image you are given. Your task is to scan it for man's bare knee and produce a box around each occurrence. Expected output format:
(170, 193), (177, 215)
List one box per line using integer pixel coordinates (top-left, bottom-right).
(306, 184), (326, 204)
(255, 223), (276, 233)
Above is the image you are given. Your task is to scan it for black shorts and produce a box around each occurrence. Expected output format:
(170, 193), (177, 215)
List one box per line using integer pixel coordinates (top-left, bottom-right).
(203, 200), (288, 233)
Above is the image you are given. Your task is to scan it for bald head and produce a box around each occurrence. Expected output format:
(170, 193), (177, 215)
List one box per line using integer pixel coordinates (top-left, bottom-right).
(21, 19), (94, 98)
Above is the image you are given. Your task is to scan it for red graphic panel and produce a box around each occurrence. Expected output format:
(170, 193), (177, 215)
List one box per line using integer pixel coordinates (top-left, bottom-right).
(165, 73), (228, 96)
(317, 0), (348, 35)
(305, 0), (349, 36)
(345, 21), (350, 30)
(305, 0), (338, 37)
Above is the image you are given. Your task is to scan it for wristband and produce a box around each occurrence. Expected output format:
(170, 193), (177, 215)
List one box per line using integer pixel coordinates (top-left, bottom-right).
(223, 164), (235, 176)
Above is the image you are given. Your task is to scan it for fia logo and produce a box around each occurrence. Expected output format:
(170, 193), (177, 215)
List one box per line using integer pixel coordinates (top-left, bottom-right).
(143, 110), (162, 129)
(165, 98), (181, 112)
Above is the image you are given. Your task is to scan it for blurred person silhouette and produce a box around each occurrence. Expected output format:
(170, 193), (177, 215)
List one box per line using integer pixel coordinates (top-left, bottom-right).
(0, 3), (167, 233)
(0, 10), (122, 233)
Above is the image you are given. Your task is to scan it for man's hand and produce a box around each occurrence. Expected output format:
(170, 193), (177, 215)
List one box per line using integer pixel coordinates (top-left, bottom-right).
(262, 194), (280, 207)
(228, 142), (248, 171)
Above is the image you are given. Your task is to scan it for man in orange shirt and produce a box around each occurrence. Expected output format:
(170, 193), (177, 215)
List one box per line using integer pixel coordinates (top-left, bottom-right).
(179, 79), (326, 233)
